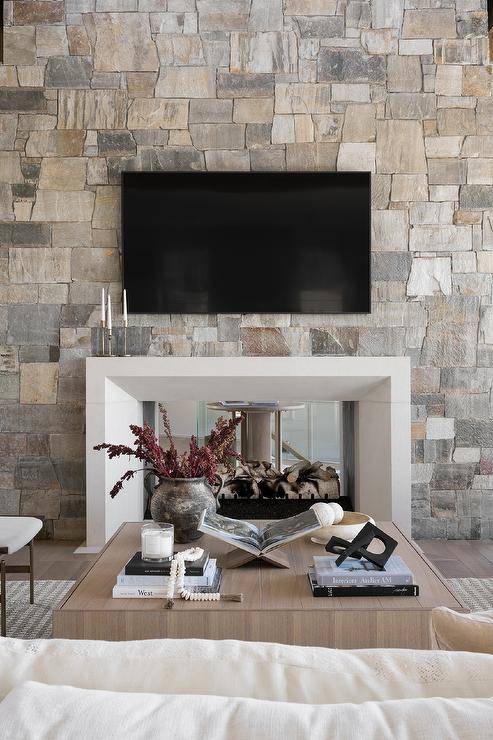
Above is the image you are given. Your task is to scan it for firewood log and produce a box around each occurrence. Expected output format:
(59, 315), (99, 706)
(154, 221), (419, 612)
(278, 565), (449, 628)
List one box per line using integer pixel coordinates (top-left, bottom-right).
(297, 481), (319, 498)
(219, 459), (340, 500)
(315, 478), (340, 498)
(285, 461), (306, 483)
(276, 481), (293, 498)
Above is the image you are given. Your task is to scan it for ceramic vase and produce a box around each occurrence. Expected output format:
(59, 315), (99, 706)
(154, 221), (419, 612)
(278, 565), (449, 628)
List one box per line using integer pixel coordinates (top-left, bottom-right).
(150, 477), (216, 543)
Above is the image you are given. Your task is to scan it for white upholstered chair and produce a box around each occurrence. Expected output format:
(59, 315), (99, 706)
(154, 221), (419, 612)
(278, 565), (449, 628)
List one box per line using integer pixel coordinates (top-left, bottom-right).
(0, 517), (43, 636)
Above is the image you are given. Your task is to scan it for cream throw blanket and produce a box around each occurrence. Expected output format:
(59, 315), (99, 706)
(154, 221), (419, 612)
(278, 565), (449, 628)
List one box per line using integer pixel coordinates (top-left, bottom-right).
(2, 681), (493, 740)
(1, 637), (493, 704)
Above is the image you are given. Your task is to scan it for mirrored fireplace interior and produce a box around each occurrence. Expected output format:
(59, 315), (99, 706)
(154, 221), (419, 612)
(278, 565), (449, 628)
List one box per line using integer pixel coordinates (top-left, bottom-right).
(151, 400), (352, 517)
(160, 400), (342, 472)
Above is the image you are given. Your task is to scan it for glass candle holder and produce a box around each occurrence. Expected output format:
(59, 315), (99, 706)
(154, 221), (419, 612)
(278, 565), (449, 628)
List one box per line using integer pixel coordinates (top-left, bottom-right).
(141, 522), (174, 562)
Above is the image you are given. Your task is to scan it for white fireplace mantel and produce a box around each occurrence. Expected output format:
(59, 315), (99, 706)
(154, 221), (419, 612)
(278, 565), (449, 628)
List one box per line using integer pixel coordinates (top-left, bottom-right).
(86, 356), (411, 549)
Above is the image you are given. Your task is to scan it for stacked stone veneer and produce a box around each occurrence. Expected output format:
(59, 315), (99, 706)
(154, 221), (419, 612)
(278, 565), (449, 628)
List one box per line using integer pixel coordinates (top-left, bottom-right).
(0, 1), (492, 539)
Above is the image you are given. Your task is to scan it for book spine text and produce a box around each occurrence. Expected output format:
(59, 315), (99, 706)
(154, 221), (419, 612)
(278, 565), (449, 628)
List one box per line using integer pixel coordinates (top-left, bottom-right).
(311, 583), (419, 597)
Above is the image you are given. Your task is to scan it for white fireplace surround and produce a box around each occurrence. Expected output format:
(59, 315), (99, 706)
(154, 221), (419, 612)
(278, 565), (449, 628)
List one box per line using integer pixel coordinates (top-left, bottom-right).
(85, 356), (411, 549)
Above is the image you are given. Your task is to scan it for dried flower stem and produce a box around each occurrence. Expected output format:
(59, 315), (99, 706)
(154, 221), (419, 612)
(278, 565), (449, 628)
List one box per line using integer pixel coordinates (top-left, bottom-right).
(95, 405), (242, 498)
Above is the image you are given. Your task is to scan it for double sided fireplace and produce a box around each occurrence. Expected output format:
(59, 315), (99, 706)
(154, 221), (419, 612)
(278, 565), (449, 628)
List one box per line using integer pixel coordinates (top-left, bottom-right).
(85, 356), (411, 550)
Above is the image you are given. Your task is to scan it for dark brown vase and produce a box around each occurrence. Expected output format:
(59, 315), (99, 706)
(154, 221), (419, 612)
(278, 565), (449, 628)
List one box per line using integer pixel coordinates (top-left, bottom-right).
(150, 477), (216, 543)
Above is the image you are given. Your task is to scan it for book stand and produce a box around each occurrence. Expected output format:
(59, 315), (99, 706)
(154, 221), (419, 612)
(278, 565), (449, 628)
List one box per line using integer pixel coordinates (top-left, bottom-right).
(218, 548), (290, 569)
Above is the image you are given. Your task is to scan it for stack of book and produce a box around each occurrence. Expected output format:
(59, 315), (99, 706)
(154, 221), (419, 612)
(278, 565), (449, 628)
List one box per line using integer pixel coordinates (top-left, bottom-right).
(112, 550), (221, 599)
(308, 554), (419, 597)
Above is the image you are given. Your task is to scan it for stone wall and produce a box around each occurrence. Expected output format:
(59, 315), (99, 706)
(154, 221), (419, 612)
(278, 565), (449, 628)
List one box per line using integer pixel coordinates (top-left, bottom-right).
(0, 0), (492, 539)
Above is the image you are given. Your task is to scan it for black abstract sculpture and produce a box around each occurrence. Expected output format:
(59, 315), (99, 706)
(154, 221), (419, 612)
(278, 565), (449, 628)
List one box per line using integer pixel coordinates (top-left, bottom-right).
(325, 522), (398, 571)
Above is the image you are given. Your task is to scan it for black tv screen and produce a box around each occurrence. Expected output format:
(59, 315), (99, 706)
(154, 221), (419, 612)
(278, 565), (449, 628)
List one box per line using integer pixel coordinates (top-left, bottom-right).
(122, 172), (370, 314)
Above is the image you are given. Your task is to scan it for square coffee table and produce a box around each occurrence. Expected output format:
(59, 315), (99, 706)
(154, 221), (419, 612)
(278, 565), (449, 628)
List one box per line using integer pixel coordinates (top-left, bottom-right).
(53, 521), (466, 649)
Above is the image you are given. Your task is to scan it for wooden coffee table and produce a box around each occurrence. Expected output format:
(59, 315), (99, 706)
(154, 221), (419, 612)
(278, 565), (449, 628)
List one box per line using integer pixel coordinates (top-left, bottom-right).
(53, 522), (466, 649)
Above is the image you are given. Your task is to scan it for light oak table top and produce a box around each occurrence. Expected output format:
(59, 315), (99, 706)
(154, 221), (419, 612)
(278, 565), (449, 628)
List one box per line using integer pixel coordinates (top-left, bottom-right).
(53, 521), (466, 648)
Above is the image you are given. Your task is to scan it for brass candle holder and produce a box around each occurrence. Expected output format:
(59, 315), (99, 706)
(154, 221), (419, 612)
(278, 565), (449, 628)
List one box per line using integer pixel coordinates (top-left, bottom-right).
(123, 321), (130, 357)
(100, 320), (106, 356)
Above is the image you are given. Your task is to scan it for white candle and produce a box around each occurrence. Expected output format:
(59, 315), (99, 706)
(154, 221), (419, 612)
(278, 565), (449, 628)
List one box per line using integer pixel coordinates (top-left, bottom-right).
(107, 293), (112, 332)
(141, 527), (174, 561)
(101, 288), (106, 324)
(123, 289), (128, 325)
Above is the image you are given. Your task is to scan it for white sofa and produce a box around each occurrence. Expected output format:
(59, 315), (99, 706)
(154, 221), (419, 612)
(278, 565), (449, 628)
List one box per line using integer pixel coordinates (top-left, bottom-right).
(1, 637), (493, 738)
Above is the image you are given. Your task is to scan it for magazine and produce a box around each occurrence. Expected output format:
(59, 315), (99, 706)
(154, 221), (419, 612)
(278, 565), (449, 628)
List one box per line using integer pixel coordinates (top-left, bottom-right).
(198, 507), (324, 556)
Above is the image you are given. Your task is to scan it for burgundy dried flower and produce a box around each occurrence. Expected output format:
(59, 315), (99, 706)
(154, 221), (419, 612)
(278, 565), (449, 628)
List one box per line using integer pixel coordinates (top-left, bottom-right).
(94, 405), (242, 498)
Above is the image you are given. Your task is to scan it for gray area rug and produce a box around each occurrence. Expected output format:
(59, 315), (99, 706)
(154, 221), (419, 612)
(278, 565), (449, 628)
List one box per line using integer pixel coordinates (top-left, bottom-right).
(447, 578), (493, 612)
(5, 580), (74, 639)
(2, 578), (493, 639)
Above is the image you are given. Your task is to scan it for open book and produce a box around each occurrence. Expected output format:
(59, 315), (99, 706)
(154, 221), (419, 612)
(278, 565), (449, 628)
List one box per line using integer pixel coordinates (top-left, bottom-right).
(198, 507), (324, 556)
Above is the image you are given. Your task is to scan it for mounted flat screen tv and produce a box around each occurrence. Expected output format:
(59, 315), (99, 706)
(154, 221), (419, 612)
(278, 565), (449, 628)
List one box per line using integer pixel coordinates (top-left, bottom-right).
(122, 172), (370, 314)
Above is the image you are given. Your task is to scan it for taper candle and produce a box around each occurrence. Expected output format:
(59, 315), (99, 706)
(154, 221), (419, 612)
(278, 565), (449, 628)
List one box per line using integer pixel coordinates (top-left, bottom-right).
(123, 289), (128, 325)
(101, 288), (106, 323)
(107, 293), (112, 332)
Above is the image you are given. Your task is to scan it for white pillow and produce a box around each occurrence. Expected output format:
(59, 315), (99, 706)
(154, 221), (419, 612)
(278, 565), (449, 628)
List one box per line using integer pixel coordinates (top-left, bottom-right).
(2, 638), (493, 705)
(1, 681), (493, 740)
(433, 607), (493, 653)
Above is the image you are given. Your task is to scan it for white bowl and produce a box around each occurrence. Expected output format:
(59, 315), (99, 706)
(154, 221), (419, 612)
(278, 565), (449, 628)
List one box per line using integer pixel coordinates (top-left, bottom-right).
(310, 511), (375, 545)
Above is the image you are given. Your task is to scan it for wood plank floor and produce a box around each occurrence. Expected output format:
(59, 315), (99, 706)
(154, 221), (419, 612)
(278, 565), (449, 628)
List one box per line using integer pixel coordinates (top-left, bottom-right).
(4, 539), (493, 582)
(418, 540), (493, 578)
(4, 541), (95, 581)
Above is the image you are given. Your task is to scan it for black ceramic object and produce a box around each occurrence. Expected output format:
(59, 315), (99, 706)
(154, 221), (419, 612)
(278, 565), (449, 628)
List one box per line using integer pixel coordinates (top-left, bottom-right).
(150, 477), (216, 543)
(325, 522), (398, 571)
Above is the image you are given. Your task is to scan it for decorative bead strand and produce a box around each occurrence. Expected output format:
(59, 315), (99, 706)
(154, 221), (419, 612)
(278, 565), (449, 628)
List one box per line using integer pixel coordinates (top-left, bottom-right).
(165, 547), (243, 609)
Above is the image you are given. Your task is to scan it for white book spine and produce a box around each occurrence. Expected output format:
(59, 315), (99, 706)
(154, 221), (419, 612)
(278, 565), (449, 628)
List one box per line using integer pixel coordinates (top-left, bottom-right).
(113, 585), (169, 598)
(117, 575), (210, 587)
(117, 575), (211, 587)
(315, 572), (413, 587)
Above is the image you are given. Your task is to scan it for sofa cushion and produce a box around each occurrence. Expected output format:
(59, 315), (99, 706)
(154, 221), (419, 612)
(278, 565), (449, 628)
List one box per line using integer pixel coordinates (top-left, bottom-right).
(2, 638), (493, 704)
(432, 607), (493, 653)
(1, 681), (493, 740)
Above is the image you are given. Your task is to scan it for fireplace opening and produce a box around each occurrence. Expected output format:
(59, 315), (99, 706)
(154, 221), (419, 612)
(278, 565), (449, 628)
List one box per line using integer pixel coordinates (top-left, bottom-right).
(145, 399), (354, 519)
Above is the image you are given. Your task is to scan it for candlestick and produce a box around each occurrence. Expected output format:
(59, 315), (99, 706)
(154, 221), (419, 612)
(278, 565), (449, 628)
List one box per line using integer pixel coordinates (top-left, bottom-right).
(107, 293), (112, 333)
(100, 320), (106, 356)
(107, 294), (113, 355)
(122, 324), (130, 357)
(100, 288), (106, 356)
(122, 289), (130, 355)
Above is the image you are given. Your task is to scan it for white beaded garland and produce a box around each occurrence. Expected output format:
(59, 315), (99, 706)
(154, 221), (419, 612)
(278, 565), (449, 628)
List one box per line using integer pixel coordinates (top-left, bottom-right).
(166, 547), (221, 603)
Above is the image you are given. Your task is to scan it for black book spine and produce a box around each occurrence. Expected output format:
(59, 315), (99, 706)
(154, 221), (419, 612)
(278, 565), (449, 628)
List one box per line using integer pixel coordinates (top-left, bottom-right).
(125, 554), (209, 576)
(309, 580), (419, 598)
(125, 565), (205, 576)
(125, 566), (171, 576)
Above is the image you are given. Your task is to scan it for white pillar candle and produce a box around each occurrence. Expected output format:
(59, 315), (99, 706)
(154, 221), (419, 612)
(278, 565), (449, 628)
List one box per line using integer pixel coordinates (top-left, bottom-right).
(141, 523), (174, 562)
(107, 293), (112, 332)
(101, 288), (106, 323)
(123, 289), (128, 325)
